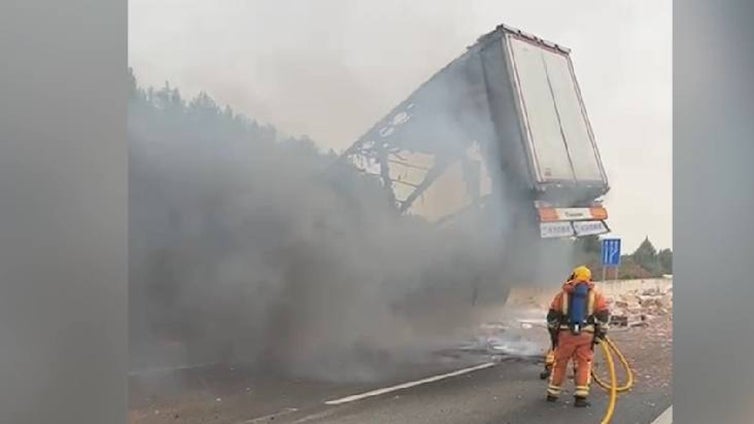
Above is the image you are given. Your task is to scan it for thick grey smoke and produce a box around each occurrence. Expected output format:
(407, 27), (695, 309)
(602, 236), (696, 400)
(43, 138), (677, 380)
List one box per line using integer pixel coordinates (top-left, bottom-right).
(127, 66), (573, 383)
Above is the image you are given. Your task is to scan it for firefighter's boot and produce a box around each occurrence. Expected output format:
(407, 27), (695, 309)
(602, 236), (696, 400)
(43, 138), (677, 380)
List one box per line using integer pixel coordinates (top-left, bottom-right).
(574, 396), (591, 408)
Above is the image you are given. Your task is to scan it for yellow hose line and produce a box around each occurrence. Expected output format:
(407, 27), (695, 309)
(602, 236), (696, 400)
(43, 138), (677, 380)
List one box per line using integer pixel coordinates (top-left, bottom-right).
(599, 340), (618, 424)
(542, 336), (634, 424)
(592, 337), (635, 393)
(607, 338), (634, 390)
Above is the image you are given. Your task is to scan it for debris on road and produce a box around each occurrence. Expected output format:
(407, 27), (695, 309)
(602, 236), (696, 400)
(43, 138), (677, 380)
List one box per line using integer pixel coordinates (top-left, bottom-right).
(128, 281), (673, 423)
(608, 285), (673, 327)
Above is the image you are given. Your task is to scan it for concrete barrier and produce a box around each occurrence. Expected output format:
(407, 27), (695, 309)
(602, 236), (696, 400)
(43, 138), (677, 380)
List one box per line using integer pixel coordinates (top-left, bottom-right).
(599, 278), (673, 297)
(505, 278), (673, 309)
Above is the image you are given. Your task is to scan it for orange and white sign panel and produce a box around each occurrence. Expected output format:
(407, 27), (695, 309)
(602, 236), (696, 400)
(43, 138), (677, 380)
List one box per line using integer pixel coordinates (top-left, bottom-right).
(538, 207), (608, 222)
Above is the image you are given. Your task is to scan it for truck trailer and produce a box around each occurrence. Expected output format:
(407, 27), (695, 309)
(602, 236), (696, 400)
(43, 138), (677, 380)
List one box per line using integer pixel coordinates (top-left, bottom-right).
(341, 24), (610, 242)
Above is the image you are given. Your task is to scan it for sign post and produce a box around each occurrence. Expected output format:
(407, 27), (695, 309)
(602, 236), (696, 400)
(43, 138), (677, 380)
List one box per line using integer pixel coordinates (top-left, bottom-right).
(601, 238), (622, 282)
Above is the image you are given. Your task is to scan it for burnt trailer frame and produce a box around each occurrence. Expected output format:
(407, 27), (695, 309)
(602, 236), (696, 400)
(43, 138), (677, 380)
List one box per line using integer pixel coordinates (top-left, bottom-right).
(340, 24), (611, 238)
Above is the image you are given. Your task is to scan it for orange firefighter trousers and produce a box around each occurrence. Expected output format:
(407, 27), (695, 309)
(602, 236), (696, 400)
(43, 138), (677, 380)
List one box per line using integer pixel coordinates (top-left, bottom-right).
(547, 331), (594, 398)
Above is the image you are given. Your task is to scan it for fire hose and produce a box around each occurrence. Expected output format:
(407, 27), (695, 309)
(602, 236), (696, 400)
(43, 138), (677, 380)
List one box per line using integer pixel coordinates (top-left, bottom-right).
(593, 336), (634, 424)
(541, 336), (634, 424)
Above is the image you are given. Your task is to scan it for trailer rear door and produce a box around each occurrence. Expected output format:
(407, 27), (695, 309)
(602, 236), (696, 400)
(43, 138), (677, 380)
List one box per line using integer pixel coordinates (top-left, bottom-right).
(505, 35), (607, 186)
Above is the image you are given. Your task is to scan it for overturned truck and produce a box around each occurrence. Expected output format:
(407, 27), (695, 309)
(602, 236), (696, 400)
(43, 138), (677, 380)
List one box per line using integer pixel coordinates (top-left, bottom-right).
(341, 24), (610, 282)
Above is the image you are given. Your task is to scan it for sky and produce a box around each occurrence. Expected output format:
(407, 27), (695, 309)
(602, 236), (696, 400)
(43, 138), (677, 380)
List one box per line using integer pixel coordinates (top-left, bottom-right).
(128, 0), (672, 252)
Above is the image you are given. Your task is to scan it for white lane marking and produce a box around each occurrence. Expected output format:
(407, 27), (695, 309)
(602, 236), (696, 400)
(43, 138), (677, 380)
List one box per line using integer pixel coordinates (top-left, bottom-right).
(239, 407), (299, 424)
(650, 406), (672, 424)
(324, 362), (496, 406)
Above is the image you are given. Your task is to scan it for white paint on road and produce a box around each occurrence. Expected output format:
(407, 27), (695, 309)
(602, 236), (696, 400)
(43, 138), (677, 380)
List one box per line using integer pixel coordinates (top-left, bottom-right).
(650, 406), (672, 424)
(324, 362), (496, 406)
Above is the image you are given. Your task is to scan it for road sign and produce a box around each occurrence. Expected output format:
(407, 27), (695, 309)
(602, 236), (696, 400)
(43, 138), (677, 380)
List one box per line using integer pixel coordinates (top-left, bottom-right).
(573, 220), (609, 237)
(601, 238), (622, 267)
(539, 222), (574, 239)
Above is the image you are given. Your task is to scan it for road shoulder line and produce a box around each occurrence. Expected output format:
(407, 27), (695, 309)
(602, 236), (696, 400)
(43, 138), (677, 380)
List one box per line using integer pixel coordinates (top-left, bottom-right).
(323, 362), (496, 406)
(651, 405), (672, 424)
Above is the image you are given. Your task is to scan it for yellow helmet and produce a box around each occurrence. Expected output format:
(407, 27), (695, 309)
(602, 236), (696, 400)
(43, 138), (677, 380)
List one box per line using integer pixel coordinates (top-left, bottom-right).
(572, 265), (592, 282)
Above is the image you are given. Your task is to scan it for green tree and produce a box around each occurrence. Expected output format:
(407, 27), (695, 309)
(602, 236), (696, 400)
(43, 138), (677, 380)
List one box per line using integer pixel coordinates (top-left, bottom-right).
(632, 236), (661, 276)
(658, 248), (672, 274)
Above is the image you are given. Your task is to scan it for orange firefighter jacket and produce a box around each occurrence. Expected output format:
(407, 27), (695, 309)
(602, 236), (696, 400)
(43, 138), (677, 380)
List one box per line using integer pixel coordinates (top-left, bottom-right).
(548, 280), (609, 332)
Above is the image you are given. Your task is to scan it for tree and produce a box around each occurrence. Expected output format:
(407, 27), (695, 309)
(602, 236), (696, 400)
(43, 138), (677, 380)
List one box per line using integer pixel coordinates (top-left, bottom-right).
(632, 236), (661, 276)
(658, 248), (672, 274)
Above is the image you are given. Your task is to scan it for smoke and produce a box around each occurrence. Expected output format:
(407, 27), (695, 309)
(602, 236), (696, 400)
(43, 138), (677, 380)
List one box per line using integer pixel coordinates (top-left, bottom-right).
(127, 60), (577, 383)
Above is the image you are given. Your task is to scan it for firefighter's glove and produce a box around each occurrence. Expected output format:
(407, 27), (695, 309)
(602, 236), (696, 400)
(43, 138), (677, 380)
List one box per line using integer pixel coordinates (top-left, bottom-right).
(546, 310), (561, 331)
(595, 325), (608, 341)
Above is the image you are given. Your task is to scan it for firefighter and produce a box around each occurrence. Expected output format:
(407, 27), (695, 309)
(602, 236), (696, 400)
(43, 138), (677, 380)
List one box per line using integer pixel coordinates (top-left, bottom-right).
(545, 266), (609, 407)
(540, 272), (576, 380)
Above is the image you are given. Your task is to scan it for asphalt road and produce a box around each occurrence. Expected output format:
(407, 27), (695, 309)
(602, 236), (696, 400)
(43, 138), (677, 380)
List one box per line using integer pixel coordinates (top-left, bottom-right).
(131, 355), (670, 424)
(250, 361), (668, 424)
(131, 300), (672, 424)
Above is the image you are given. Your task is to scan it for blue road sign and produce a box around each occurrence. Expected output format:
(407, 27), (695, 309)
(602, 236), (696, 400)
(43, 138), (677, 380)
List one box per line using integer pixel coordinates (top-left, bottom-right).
(601, 238), (622, 267)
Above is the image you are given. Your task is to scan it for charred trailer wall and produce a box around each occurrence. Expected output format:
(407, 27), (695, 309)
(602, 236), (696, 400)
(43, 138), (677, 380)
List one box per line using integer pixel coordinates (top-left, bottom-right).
(340, 24), (613, 284)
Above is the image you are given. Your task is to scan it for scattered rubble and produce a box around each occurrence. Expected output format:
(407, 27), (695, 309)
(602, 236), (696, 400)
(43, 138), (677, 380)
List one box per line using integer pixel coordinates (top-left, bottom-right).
(608, 285), (673, 327)
(505, 281), (673, 330)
